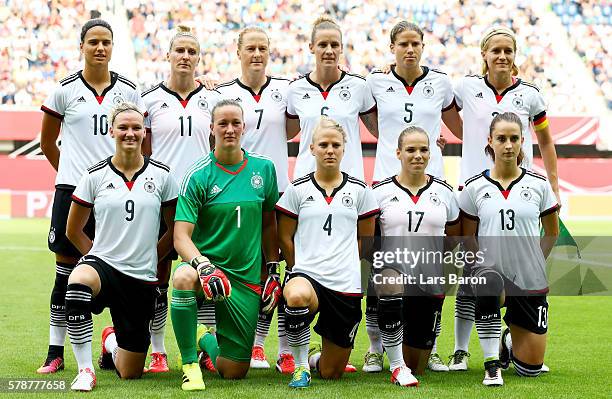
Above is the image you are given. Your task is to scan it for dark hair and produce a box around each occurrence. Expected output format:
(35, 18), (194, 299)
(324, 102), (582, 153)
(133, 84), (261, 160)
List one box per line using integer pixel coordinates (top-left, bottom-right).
(80, 18), (113, 43)
(485, 112), (524, 165)
(397, 126), (429, 149)
(390, 21), (424, 44)
(211, 99), (244, 123)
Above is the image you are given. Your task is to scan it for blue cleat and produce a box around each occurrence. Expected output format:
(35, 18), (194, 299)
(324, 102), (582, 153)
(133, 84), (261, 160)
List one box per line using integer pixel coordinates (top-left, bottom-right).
(288, 366), (311, 388)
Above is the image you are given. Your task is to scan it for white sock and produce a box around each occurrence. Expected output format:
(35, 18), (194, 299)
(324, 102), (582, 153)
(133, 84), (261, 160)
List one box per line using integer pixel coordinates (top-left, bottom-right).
(480, 338), (499, 361)
(308, 351), (321, 370)
(291, 343), (310, 369)
(278, 334), (290, 356)
(454, 317), (473, 353)
(151, 330), (166, 354)
(431, 337), (438, 354)
(49, 326), (66, 347)
(104, 332), (119, 364)
(386, 343), (405, 371)
(72, 341), (94, 371)
(253, 333), (266, 348)
(366, 325), (383, 354)
(505, 331), (513, 352)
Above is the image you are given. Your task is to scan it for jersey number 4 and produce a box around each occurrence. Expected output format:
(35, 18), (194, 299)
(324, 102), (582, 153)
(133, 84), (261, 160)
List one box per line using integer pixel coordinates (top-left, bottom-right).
(323, 214), (332, 236)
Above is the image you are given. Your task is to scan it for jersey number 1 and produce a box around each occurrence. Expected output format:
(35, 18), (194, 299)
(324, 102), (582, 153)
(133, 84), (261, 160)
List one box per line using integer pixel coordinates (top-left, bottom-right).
(235, 205), (241, 228)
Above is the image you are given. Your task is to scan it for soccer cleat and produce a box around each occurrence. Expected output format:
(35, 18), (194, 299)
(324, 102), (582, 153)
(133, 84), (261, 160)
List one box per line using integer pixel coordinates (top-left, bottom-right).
(391, 365), (419, 387)
(541, 364), (550, 373)
(181, 363), (206, 391)
(276, 353), (295, 374)
(344, 362), (357, 373)
(250, 345), (270, 369)
(427, 353), (450, 372)
(288, 366), (311, 388)
(308, 343), (322, 370)
(499, 327), (511, 370)
(148, 352), (169, 373)
(448, 350), (470, 371)
(37, 357), (64, 374)
(199, 351), (217, 372)
(98, 326), (116, 370)
(71, 368), (96, 392)
(362, 351), (384, 373)
(482, 360), (504, 386)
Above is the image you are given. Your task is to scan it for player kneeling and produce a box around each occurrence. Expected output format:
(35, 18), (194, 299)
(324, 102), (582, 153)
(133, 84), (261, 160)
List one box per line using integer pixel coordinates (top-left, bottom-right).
(277, 117), (379, 388)
(65, 102), (177, 391)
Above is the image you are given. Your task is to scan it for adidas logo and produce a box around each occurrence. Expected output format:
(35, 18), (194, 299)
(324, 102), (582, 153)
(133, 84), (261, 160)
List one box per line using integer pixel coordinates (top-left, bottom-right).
(390, 196), (399, 202)
(305, 195), (314, 202)
(210, 184), (222, 195)
(160, 102), (169, 109)
(475, 92), (483, 98)
(235, 97), (242, 102)
(483, 192), (491, 199)
(105, 183), (115, 190)
(77, 96), (86, 103)
(386, 87), (395, 93)
(302, 93), (310, 99)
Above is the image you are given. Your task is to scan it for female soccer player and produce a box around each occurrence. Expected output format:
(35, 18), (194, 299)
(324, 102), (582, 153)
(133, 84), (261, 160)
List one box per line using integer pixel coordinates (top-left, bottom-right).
(212, 26), (294, 372)
(372, 126), (461, 386)
(364, 20), (463, 373)
(38, 19), (144, 374)
(286, 16), (379, 181)
(64, 102), (178, 391)
(170, 99), (280, 390)
(450, 26), (559, 373)
(141, 25), (220, 373)
(277, 117), (379, 388)
(459, 112), (559, 386)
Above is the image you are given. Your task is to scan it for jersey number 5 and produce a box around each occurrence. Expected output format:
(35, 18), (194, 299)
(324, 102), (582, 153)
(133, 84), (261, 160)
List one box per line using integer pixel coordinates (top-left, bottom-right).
(404, 103), (414, 123)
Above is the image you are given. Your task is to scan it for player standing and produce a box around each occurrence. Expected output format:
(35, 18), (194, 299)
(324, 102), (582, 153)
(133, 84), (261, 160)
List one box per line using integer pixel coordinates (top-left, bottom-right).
(170, 99), (280, 390)
(64, 102), (177, 391)
(449, 26), (559, 372)
(286, 16), (378, 181)
(277, 117), (379, 388)
(371, 126), (461, 386)
(458, 112), (559, 385)
(363, 20), (463, 373)
(38, 19), (144, 374)
(141, 25), (220, 373)
(212, 26), (294, 373)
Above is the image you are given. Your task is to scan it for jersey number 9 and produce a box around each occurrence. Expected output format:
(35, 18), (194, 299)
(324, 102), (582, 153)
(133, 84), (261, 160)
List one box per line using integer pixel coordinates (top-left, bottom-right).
(125, 200), (135, 221)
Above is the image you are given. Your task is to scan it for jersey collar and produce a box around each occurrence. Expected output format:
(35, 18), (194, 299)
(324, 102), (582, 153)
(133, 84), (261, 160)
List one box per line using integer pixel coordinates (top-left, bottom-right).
(107, 156), (150, 191)
(210, 149), (249, 175)
(305, 71), (346, 100)
(483, 167), (526, 199)
(392, 174), (433, 204)
(310, 172), (348, 204)
(483, 75), (521, 104)
(160, 82), (205, 108)
(78, 70), (118, 104)
(391, 66), (429, 95)
(235, 76), (272, 103)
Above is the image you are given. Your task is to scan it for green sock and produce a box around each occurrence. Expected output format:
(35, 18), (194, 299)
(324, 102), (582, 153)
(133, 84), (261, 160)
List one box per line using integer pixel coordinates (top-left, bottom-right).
(171, 289), (198, 364)
(198, 332), (220, 368)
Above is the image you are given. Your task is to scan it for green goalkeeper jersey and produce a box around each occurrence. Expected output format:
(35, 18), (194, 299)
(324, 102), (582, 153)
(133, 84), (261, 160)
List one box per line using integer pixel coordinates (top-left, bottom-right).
(175, 150), (278, 285)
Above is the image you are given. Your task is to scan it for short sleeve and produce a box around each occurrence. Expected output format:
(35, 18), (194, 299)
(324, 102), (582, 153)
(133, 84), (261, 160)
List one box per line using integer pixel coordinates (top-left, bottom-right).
(128, 87), (146, 114)
(446, 191), (460, 224)
(458, 186), (478, 220)
(263, 161), (279, 211)
(529, 90), (547, 130)
(539, 179), (559, 217)
(357, 186), (380, 219)
(175, 171), (205, 224)
(285, 85), (297, 118)
(441, 76), (455, 111)
(41, 84), (66, 120)
(275, 183), (299, 219)
(161, 174), (179, 207)
(360, 82), (377, 114)
(71, 172), (95, 208)
(453, 77), (465, 111)
(143, 97), (152, 130)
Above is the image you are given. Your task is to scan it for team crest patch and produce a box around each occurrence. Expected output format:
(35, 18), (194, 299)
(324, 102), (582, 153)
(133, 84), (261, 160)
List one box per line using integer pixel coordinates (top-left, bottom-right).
(512, 95), (524, 109)
(144, 179), (156, 193)
(271, 90), (283, 102)
(423, 84), (434, 98)
(339, 89), (351, 101)
(520, 188), (532, 201)
(48, 227), (56, 244)
(113, 95), (124, 105)
(198, 99), (208, 110)
(342, 195), (353, 207)
(429, 193), (441, 206)
(251, 173), (264, 189)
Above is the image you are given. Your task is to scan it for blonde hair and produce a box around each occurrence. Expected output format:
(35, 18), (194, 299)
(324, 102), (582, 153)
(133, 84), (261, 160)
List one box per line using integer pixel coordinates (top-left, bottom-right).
(312, 116), (347, 144)
(480, 26), (519, 76)
(108, 101), (143, 126)
(311, 16), (342, 44)
(237, 26), (269, 50)
(397, 126), (430, 149)
(169, 25), (199, 52)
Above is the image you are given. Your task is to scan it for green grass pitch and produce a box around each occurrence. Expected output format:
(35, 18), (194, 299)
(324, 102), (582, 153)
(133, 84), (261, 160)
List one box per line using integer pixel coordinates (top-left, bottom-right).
(0, 218), (611, 398)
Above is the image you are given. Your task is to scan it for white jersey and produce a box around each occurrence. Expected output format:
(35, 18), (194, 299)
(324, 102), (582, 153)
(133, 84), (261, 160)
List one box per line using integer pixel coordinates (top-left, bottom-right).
(373, 175), (459, 236)
(286, 72), (377, 180)
(459, 168), (559, 292)
(276, 173), (379, 293)
(454, 75), (547, 185)
(142, 83), (220, 183)
(72, 157), (178, 282)
(41, 71), (144, 187)
(216, 77), (290, 192)
(367, 67), (455, 181)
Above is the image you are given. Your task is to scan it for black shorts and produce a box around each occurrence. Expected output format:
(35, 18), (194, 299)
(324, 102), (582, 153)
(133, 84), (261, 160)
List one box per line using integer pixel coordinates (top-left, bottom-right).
(49, 187), (95, 257)
(292, 272), (362, 349)
(158, 217), (177, 262)
(402, 286), (444, 349)
(79, 255), (157, 353)
(502, 278), (549, 335)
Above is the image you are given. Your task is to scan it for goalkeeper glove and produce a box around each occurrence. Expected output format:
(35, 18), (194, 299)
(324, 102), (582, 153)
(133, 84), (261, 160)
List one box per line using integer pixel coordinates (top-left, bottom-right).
(191, 256), (231, 301)
(261, 261), (282, 314)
